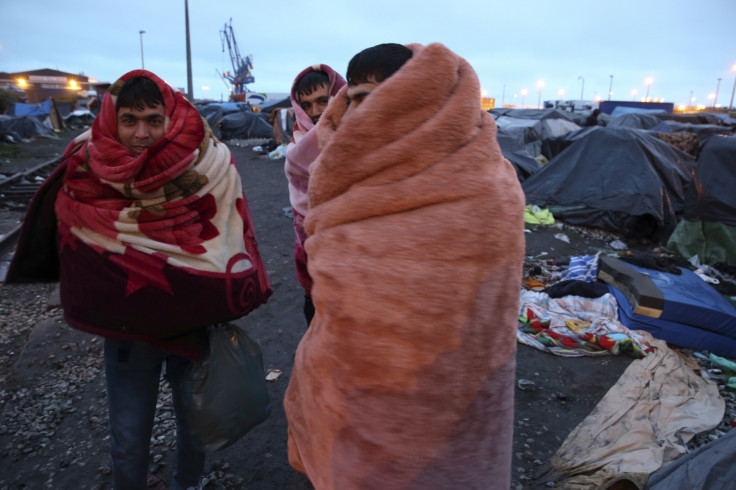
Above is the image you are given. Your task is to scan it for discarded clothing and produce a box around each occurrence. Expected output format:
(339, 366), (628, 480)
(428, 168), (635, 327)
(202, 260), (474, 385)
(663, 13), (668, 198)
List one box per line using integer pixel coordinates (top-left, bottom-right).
(545, 279), (610, 299)
(620, 253), (688, 275)
(284, 43), (525, 489)
(536, 333), (725, 489)
(524, 204), (555, 225)
(517, 289), (652, 358)
(561, 252), (600, 282)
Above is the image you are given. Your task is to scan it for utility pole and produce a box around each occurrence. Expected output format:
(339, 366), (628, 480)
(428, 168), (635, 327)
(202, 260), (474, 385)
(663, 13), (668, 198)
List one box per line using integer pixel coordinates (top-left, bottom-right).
(139, 30), (145, 69)
(578, 76), (584, 101)
(185, 0), (193, 100)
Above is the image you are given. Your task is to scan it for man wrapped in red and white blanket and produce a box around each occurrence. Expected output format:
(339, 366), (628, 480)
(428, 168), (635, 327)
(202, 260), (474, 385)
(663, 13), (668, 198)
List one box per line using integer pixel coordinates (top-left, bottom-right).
(6, 70), (271, 489)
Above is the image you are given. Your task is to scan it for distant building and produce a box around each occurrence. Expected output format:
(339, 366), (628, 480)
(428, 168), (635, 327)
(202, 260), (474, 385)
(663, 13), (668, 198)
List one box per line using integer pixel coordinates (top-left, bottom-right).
(0, 69), (109, 103)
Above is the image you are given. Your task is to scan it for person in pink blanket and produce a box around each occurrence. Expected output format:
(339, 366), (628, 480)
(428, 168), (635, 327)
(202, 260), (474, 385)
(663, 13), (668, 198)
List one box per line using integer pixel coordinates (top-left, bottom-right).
(7, 71), (271, 490)
(285, 43), (525, 489)
(284, 65), (346, 326)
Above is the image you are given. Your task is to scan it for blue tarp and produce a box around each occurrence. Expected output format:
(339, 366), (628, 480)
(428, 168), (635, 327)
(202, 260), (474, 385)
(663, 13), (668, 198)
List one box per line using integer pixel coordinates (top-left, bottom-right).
(611, 263), (736, 357)
(14, 98), (52, 117)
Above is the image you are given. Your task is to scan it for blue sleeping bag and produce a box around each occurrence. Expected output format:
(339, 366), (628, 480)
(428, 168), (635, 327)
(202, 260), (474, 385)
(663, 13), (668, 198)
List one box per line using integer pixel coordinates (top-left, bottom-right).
(610, 263), (736, 357)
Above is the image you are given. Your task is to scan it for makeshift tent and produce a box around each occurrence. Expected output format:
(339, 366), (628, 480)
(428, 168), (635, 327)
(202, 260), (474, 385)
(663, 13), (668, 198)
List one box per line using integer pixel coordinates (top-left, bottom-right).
(609, 260), (736, 358)
(218, 111), (273, 140)
(522, 127), (694, 240)
(495, 128), (542, 181)
(667, 135), (736, 265)
(0, 115), (56, 141)
(607, 112), (663, 129)
(491, 108), (581, 147)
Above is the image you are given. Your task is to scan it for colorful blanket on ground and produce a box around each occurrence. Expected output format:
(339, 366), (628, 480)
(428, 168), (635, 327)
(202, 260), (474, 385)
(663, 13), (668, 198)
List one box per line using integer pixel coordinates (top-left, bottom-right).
(284, 43), (526, 489)
(284, 65), (346, 294)
(517, 289), (653, 358)
(8, 70), (271, 359)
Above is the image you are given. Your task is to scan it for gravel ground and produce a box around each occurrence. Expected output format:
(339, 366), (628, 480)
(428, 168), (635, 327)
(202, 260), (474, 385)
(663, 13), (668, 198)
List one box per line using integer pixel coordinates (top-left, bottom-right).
(0, 130), (734, 489)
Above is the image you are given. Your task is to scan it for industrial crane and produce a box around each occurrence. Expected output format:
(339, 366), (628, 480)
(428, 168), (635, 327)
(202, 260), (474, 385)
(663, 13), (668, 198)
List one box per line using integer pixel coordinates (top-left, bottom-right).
(219, 18), (254, 102)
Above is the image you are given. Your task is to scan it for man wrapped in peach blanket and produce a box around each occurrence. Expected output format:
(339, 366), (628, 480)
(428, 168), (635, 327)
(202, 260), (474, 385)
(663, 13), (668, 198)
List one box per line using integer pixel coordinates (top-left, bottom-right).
(284, 43), (526, 489)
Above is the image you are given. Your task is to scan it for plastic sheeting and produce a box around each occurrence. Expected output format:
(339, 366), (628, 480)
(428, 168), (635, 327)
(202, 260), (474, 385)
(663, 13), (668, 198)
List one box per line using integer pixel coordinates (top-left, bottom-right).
(522, 127), (694, 240)
(534, 333), (725, 489)
(219, 111), (272, 140)
(495, 128), (542, 181)
(644, 428), (736, 490)
(683, 135), (736, 225)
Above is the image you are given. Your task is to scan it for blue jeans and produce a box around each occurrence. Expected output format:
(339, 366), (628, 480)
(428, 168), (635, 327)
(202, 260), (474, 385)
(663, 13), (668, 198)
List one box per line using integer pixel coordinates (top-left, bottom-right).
(104, 338), (205, 490)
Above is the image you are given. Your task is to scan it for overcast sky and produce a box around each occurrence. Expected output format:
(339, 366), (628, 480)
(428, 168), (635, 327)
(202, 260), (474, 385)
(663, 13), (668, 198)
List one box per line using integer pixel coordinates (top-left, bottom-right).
(1, 0), (735, 108)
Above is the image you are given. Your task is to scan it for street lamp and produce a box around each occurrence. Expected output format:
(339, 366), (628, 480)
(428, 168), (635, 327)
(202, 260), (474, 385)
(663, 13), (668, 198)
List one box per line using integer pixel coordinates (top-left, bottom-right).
(608, 74), (613, 101)
(202, 86), (210, 100)
(645, 77), (654, 99)
(631, 89), (637, 101)
(715, 78), (722, 108)
(730, 64), (736, 110)
(520, 88), (528, 108)
(139, 30), (146, 69)
(536, 80), (545, 109)
(578, 76), (584, 101)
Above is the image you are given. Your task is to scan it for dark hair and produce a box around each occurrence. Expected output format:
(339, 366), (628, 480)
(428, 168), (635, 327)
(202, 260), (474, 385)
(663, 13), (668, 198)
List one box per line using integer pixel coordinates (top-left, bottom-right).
(115, 77), (164, 111)
(295, 70), (330, 98)
(347, 43), (413, 86)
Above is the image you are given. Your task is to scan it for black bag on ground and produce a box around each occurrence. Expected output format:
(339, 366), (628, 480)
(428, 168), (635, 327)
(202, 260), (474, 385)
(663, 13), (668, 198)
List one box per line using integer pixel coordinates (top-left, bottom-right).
(181, 323), (271, 451)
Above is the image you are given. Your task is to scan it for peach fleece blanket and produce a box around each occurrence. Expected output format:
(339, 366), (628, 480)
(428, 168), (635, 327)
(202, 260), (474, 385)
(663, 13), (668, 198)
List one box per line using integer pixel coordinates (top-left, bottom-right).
(284, 43), (526, 489)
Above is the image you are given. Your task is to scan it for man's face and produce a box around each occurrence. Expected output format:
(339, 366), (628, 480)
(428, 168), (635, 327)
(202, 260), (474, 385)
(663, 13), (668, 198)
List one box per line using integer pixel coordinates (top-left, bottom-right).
(344, 79), (380, 119)
(116, 103), (166, 156)
(299, 84), (330, 124)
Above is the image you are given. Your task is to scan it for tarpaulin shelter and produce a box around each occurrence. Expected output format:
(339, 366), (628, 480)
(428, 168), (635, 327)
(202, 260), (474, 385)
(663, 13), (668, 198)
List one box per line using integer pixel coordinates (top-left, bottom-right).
(522, 127), (694, 240)
(218, 110), (273, 140)
(667, 135), (736, 265)
(490, 108), (581, 147)
(13, 98), (52, 117)
(0, 114), (55, 141)
(495, 128), (542, 182)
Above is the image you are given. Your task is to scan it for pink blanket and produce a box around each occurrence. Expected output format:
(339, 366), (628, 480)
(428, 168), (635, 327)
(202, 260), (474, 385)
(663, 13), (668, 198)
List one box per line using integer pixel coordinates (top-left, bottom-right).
(284, 43), (526, 488)
(284, 65), (346, 294)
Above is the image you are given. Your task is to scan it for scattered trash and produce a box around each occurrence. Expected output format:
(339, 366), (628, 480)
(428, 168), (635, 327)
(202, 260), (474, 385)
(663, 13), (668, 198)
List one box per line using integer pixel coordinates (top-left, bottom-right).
(609, 239), (628, 250)
(517, 379), (536, 391)
(268, 144), (288, 159)
(554, 233), (570, 244)
(252, 146), (263, 152)
(265, 369), (283, 382)
(282, 207), (293, 219)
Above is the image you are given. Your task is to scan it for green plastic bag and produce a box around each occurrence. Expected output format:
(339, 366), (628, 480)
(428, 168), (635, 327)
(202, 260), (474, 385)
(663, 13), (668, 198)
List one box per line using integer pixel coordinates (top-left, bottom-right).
(182, 323), (271, 452)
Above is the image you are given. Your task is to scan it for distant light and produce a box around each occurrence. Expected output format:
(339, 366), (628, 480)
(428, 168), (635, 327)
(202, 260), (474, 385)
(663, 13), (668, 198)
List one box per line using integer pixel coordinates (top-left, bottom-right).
(558, 89), (565, 97)
(536, 80), (545, 89)
(677, 104), (686, 111)
(17, 78), (27, 88)
(68, 79), (79, 90)
(481, 88), (488, 97)
(594, 95), (602, 102)
(645, 77), (654, 85)
(520, 88), (528, 95)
